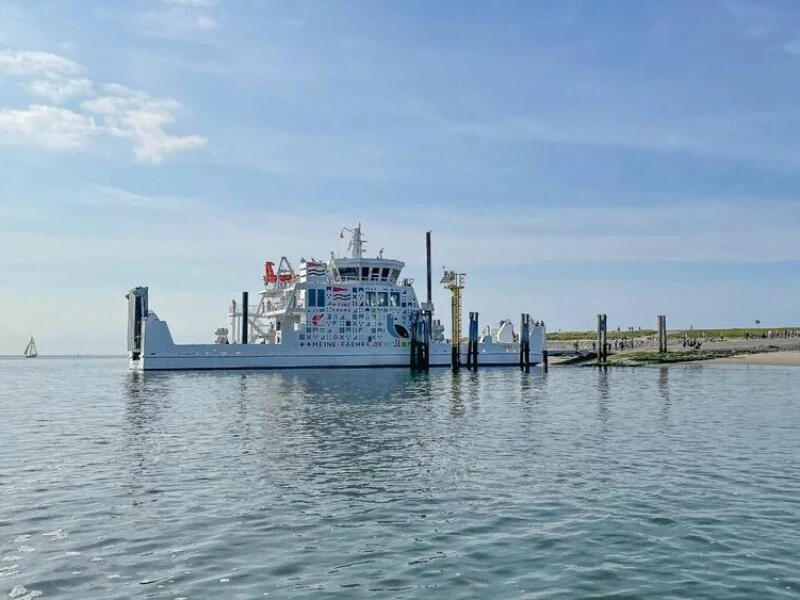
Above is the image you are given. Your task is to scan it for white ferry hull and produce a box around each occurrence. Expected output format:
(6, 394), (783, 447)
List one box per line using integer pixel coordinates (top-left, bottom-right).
(130, 349), (540, 371)
(129, 315), (544, 372)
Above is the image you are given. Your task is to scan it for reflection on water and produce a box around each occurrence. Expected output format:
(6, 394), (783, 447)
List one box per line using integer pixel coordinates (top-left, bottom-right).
(3, 358), (800, 599)
(124, 371), (171, 429)
(449, 372), (464, 416)
(658, 366), (671, 423)
(597, 367), (610, 426)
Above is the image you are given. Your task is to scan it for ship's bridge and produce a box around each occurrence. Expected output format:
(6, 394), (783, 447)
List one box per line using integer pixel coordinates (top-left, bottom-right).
(332, 257), (406, 284)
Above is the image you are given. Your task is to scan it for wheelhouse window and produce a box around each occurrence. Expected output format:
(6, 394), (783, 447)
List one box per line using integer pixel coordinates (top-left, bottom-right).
(381, 267), (390, 280)
(361, 266), (369, 279)
(339, 267), (358, 280)
(370, 267), (380, 281)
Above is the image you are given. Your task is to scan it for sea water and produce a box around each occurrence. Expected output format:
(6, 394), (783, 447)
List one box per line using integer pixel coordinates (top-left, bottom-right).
(1, 358), (799, 599)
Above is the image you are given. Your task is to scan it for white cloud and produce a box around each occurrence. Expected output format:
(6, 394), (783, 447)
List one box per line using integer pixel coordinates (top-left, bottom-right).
(82, 84), (207, 163)
(0, 49), (83, 78)
(723, 0), (774, 38)
(783, 40), (800, 56)
(25, 78), (94, 102)
(83, 184), (236, 231)
(0, 49), (91, 102)
(195, 16), (218, 30)
(143, 0), (221, 35)
(451, 116), (699, 154)
(0, 104), (94, 150)
(0, 49), (206, 162)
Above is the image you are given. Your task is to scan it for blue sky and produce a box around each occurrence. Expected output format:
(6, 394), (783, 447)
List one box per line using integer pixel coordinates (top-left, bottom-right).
(2, 0), (800, 354)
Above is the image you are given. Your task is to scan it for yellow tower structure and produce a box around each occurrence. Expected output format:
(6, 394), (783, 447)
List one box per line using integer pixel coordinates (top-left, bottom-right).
(440, 269), (465, 369)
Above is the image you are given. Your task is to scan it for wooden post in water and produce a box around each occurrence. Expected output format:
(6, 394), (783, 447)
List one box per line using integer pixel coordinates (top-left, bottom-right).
(466, 312), (479, 371)
(597, 313), (607, 364)
(425, 231), (433, 366)
(658, 315), (667, 353)
(410, 314), (419, 370)
(472, 312), (479, 369)
(524, 315), (531, 368)
(411, 232), (433, 371)
(241, 291), (249, 344)
(409, 316), (417, 370)
(410, 312), (430, 371)
(421, 316), (430, 369)
(451, 292), (460, 372)
(520, 313), (531, 371)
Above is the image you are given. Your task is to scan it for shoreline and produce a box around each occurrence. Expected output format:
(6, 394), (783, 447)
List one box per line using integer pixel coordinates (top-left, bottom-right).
(550, 338), (800, 367)
(706, 350), (800, 366)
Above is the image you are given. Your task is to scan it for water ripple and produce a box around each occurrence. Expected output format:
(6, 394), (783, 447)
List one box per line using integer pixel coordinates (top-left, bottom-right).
(2, 359), (800, 598)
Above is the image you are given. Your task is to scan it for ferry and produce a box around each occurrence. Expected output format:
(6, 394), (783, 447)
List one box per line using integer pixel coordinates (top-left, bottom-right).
(126, 224), (546, 371)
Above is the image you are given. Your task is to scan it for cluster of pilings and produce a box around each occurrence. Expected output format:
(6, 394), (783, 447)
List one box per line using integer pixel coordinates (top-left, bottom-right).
(444, 312), (543, 373)
(595, 313), (669, 365)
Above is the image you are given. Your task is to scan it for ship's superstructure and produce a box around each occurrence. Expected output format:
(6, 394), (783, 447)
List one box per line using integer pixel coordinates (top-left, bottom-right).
(126, 224), (545, 371)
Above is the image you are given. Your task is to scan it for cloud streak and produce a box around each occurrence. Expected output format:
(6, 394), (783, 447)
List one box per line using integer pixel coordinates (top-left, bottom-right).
(0, 104), (93, 150)
(0, 49), (206, 162)
(141, 0), (221, 35)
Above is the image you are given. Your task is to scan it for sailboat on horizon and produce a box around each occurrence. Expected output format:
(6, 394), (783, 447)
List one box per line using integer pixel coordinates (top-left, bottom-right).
(24, 336), (38, 358)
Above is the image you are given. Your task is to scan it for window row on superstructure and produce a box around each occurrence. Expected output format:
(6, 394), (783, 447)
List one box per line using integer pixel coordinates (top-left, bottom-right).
(336, 266), (401, 282)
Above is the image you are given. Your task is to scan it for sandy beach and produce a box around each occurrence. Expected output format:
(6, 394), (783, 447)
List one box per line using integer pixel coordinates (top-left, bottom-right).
(708, 351), (800, 366)
(549, 336), (800, 367)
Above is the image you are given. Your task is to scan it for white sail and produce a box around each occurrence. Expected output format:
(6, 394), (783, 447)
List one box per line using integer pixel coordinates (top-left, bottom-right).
(24, 336), (38, 358)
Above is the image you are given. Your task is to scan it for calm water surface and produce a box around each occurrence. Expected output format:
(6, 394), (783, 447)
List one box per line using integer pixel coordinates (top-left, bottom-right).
(1, 358), (799, 599)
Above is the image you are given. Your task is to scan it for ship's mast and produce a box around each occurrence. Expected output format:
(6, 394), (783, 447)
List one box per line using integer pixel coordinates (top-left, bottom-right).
(340, 223), (366, 259)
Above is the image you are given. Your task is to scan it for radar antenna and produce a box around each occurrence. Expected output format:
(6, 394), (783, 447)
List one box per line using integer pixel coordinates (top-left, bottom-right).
(340, 222), (366, 258)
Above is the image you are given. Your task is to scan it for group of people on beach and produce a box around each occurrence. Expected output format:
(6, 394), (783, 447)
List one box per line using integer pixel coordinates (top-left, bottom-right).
(682, 337), (702, 349)
(586, 339), (640, 352)
(746, 330), (799, 340)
